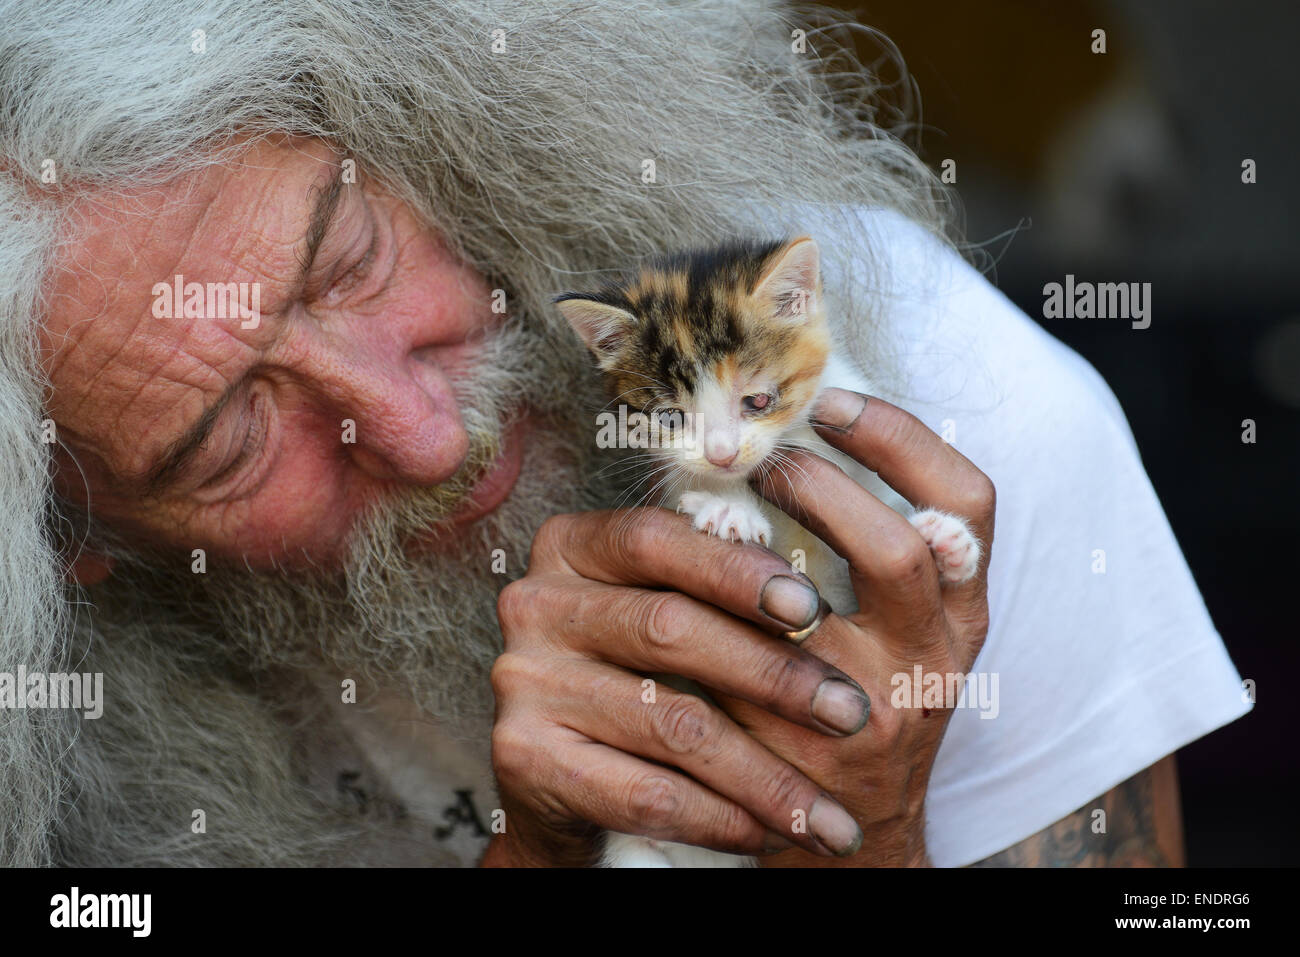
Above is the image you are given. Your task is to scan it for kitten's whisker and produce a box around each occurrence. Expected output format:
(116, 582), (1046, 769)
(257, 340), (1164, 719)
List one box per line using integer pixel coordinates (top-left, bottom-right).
(775, 459), (815, 499)
(612, 478), (673, 538)
(766, 459), (817, 524)
(592, 453), (668, 479)
(609, 463), (674, 512)
(614, 464), (687, 541)
(770, 447), (816, 492)
(638, 466), (683, 510)
(757, 454), (811, 519)
(597, 463), (665, 485)
(611, 461), (682, 516)
(773, 456), (814, 491)
(619, 471), (686, 538)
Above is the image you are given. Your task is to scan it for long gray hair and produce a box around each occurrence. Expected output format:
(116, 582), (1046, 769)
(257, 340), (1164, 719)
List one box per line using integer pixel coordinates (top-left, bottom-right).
(0, 0), (952, 865)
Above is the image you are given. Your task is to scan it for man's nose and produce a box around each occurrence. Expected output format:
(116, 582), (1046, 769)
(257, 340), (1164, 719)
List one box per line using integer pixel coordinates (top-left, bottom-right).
(312, 344), (471, 487)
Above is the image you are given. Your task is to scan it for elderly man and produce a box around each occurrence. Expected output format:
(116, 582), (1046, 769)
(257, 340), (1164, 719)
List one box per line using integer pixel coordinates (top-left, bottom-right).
(0, 0), (1248, 868)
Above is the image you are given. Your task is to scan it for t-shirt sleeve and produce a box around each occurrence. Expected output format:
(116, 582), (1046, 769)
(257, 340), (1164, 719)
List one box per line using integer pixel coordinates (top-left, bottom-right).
(822, 207), (1253, 867)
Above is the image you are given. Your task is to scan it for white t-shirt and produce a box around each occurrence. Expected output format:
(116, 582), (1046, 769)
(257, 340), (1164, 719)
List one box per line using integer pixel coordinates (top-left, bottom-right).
(808, 205), (1252, 866)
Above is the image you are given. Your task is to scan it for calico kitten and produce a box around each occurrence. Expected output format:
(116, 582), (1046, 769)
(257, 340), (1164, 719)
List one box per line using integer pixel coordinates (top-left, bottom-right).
(555, 235), (981, 867)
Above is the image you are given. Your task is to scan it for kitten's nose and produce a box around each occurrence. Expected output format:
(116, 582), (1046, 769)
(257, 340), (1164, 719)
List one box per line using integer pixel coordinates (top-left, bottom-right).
(703, 427), (740, 468)
(705, 446), (738, 468)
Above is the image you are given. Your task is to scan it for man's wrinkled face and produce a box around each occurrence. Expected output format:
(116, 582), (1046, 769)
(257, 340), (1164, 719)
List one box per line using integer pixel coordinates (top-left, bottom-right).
(41, 137), (526, 572)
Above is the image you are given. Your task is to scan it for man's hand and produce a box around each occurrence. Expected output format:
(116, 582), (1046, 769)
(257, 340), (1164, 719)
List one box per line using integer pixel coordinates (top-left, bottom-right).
(726, 388), (996, 866)
(486, 506), (878, 866)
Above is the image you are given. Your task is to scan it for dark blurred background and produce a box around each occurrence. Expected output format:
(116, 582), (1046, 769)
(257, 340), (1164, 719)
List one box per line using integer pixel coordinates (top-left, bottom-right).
(826, 0), (1297, 864)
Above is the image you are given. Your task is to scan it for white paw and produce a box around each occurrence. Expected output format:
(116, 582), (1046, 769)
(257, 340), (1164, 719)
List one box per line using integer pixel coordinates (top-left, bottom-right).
(910, 508), (981, 584)
(600, 833), (674, 868)
(677, 491), (772, 545)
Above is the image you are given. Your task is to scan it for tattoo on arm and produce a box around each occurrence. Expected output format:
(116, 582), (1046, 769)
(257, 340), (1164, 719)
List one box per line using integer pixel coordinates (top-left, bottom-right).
(968, 756), (1185, 867)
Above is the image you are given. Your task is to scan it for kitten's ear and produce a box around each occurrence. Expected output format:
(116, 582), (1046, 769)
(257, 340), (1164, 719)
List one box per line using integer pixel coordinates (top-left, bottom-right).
(752, 235), (821, 323)
(554, 295), (637, 359)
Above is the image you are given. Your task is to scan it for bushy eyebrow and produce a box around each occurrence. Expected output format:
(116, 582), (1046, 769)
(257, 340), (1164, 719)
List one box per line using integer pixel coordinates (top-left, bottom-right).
(296, 164), (347, 287)
(141, 163), (347, 497)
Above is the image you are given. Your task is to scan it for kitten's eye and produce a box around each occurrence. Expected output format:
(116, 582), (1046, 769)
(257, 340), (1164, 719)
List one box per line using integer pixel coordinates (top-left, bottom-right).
(657, 408), (685, 428)
(743, 393), (774, 414)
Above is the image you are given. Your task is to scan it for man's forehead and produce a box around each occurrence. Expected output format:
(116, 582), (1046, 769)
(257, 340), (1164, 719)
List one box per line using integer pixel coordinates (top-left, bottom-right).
(50, 137), (340, 321)
(40, 136), (341, 477)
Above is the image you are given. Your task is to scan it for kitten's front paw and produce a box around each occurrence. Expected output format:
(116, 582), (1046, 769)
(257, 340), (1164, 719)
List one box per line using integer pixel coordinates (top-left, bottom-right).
(910, 508), (981, 584)
(678, 491), (772, 545)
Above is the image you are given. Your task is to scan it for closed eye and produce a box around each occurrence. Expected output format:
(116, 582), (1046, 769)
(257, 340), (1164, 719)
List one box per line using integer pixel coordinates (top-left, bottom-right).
(195, 388), (274, 499)
(308, 190), (387, 306)
(319, 232), (378, 303)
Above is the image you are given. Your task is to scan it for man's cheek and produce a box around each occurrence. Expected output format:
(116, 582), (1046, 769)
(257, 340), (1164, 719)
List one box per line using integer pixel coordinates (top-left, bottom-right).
(150, 459), (358, 568)
(223, 477), (361, 566)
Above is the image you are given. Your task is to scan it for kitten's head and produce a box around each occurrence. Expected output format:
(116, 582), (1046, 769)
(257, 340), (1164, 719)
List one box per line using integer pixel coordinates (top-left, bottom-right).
(556, 236), (829, 480)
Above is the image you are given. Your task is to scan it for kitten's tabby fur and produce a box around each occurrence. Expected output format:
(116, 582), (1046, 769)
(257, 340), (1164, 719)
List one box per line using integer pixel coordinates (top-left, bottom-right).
(556, 236), (980, 867)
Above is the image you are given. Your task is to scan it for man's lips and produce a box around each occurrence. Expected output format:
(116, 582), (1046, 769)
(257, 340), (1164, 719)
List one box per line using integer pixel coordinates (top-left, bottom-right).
(446, 417), (527, 526)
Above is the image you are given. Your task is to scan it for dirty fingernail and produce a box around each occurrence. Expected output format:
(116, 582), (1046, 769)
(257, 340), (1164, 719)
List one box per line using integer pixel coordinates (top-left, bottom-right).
(809, 796), (863, 857)
(760, 575), (820, 630)
(812, 678), (871, 735)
